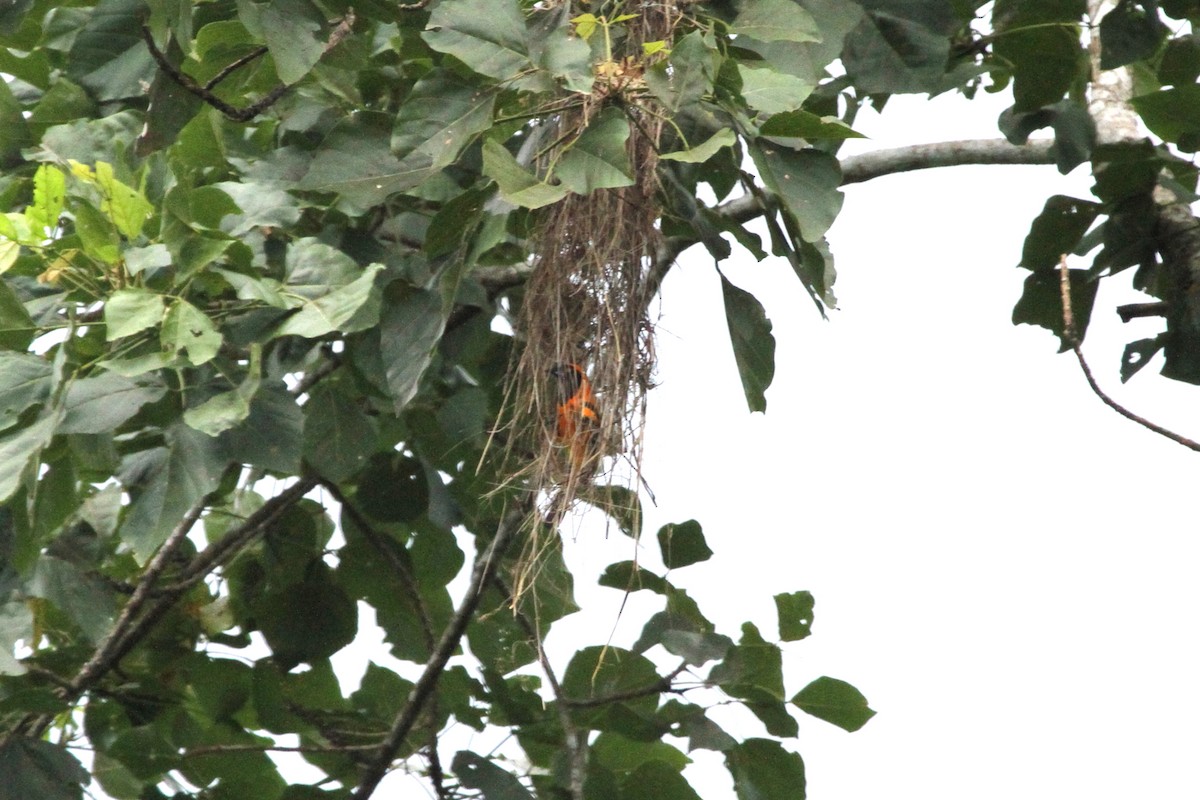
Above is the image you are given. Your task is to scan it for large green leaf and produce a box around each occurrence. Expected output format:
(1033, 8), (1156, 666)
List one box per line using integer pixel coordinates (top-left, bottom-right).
(119, 423), (226, 562)
(451, 751), (534, 800)
(300, 114), (436, 206)
(0, 406), (61, 503)
(245, 0), (326, 85)
(1012, 267), (1098, 350)
(791, 676), (876, 732)
(720, 272), (775, 413)
(555, 107), (635, 194)
(1098, 0), (1167, 69)
(161, 299), (222, 365)
(0, 738), (88, 800)
(273, 246), (384, 339)
(482, 139), (569, 209)
(1019, 195), (1101, 270)
(423, 0), (536, 83)
(380, 285), (446, 414)
(657, 520), (713, 569)
(842, 9), (953, 94)
(708, 622), (785, 702)
(26, 556), (117, 642)
(183, 345), (262, 436)
(256, 562), (357, 670)
(0, 353), (52, 430)
(66, 0), (155, 102)
(724, 739), (806, 800)
(737, 65), (815, 115)
(302, 380), (377, 482)
(730, 0), (821, 42)
(104, 288), (167, 340)
(749, 143), (843, 243)
(1132, 84), (1200, 149)
(0, 279), (35, 351)
(59, 372), (167, 434)
(392, 70), (496, 169)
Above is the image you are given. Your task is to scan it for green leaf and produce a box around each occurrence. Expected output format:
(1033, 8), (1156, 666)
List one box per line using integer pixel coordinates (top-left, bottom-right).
(730, 0), (821, 42)
(26, 164), (65, 233)
(760, 110), (865, 140)
(183, 344), (263, 436)
(1132, 85), (1200, 148)
(66, 0), (154, 103)
(842, 10), (954, 95)
(0, 737), (88, 800)
(644, 31), (717, 113)
(555, 107), (635, 194)
(212, 180), (303, 238)
(256, 562), (357, 670)
(708, 622), (785, 702)
(451, 751), (534, 800)
(660, 129), (737, 163)
(578, 483), (643, 539)
(0, 600), (33, 675)
(161, 299), (222, 365)
(59, 372), (167, 434)
(775, 590), (814, 642)
(72, 200), (120, 263)
(0, 279), (35, 351)
(219, 384), (304, 474)
(104, 288), (167, 340)
(657, 520), (713, 569)
(482, 139), (569, 209)
(274, 264), (384, 339)
(737, 65), (814, 114)
(423, 0), (535, 83)
(302, 381), (377, 482)
(1121, 334), (1166, 383)
(720, 272), (775, 413)
(380, 285), (446, 414)
(257, 0), (326, 84)
(1158, 34), (1200, 85)
(300, 114), (436, 206)
(119, 423), (226, 562)
(992, 8), (1085, 112)
(593, 732), (691, 774)
(1019, 195), (1101, 271)
(26, 556), (117, 642)
(392, 70), (496, 169)
(791, 676), (876, 732)
(749, 143), (843, 242)
(725, 739), (806, 800)
(620, 760), (702, 800)
(1012, 268), (1098, 350)
(1099, 0), (1167, 69)
(93, 162), (153, 239)
(0, 353), (52, 431)
(0, 406), (61, 504)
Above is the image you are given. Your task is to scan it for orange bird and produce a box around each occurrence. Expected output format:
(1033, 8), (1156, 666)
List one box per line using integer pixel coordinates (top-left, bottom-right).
(551, 363), (600, 468)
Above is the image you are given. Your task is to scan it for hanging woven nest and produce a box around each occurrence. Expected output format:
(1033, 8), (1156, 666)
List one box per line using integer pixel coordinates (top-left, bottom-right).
(488, 3), (683, 563)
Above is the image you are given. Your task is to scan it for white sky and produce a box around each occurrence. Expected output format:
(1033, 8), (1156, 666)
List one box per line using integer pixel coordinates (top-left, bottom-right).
(543, 87), (1200, 799)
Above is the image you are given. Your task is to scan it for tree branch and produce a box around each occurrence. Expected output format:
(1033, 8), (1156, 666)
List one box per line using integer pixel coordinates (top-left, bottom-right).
(655, 138), (1057, 269)
(350, 499), (531, 800)
(1059, 257), (1200, 452)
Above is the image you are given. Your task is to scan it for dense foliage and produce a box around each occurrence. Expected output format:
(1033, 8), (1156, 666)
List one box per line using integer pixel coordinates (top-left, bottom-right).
(0, 0), (1197, 798)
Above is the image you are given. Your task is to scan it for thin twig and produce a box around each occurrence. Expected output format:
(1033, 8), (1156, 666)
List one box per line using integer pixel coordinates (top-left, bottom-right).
(350, 499), (531, 800)
(204, 46), (269, 91)
(1058, 256), (1200, 452)
(141, 11), (355, 122)
(563, 661), (689, 708)
(185, 741), (381, 757)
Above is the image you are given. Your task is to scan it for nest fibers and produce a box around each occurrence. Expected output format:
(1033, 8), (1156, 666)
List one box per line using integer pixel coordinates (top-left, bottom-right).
(489, 3), (682, 574)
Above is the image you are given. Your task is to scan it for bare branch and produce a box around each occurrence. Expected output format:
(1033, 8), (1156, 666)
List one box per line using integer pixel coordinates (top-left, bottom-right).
(1059, 256), (1200, 452)
(350, 499), (531, 800)
(1116, 301), (1170, 322)
(563, 661), (689, 709)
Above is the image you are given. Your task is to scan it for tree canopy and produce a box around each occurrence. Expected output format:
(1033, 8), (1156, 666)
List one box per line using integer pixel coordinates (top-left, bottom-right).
(0, 1), (1197, 799)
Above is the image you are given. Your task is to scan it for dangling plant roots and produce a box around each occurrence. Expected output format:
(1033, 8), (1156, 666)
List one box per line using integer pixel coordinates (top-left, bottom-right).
(489, 2), (684, 589)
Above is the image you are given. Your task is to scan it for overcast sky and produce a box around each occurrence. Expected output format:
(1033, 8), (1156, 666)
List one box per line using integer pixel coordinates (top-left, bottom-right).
(543, 87), (1200, 799)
